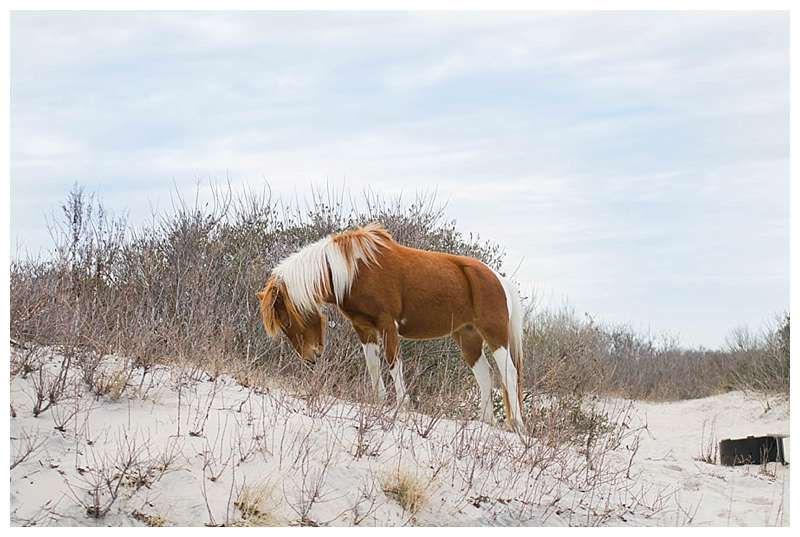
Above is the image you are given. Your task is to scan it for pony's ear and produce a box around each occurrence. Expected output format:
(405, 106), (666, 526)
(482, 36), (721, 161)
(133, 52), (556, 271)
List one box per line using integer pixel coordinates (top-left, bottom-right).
(271, 285), (283, 305)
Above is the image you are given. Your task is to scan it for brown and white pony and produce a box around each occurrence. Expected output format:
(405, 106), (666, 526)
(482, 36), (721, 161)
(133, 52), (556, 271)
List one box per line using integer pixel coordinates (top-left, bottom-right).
(256, 223), (525, 430)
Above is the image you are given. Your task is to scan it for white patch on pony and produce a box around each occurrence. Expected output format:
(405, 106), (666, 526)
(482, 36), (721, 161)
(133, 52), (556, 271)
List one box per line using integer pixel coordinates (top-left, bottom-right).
(471, 354), (494, 424)
(362, 343), (386, 401)
(389, 358), (407, 406)
(492, 346), (523, 429)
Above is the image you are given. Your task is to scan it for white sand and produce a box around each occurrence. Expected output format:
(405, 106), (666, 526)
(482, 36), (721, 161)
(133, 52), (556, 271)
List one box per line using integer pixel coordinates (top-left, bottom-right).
(10, 350), (788, 526)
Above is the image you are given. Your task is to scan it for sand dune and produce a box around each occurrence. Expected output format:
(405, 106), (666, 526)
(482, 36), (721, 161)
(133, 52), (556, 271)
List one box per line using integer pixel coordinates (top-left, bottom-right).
(10, 350), (788, 526)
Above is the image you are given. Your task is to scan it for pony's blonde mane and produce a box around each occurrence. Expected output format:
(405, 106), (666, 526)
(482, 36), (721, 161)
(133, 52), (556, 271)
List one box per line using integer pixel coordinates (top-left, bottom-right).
(266, 223), (392, 321)
(258, 277), (290, 337)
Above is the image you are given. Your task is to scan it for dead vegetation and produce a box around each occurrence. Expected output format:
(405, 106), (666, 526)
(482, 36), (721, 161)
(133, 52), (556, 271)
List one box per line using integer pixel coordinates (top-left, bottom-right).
(10, 183), (788, 418)
(382, 469), (427, 513)
(524, 306), (789, 402)
(696, 418), (719, 465)
(131, 510), (166, 527)
(233, 481), (279, 526)
(10, 428), (47, 470)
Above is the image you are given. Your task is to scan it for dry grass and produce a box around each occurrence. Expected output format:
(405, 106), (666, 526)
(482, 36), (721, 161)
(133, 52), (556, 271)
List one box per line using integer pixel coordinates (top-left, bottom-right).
(382, 469), (427, 514)
(233, 481), (279, 526)
(91, 367), (129, 401)
(131, 510), (166, 527)
(696, 418), (718, 465)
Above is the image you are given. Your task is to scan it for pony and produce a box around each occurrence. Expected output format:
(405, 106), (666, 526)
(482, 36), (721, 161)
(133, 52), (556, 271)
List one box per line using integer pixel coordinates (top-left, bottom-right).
(256, 223), (525, 431)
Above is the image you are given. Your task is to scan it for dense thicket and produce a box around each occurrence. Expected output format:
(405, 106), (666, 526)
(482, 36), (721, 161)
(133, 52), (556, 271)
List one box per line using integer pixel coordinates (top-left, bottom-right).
(10, 183), (789, 408)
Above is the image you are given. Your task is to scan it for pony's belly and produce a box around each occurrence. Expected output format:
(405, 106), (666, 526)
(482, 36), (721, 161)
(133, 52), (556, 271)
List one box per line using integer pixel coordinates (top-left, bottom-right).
(397, 316), (471, 340)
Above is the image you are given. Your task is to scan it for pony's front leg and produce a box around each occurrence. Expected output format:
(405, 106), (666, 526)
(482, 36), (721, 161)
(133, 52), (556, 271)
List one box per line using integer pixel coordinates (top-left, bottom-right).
(381, 318), (408, 408)
(361, 342), (387, 402)
(472, 354), (495, 424)
(389, 356), (408, 408)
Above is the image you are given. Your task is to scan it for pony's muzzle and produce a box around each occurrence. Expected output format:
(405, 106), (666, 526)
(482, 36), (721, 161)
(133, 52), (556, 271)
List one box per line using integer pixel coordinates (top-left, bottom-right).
(302, 349), (321, 366)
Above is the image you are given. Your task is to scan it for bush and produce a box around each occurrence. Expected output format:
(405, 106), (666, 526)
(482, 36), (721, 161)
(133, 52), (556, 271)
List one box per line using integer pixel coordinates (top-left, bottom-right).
(10, 182), (788, 410)
(382, 469), (427, 513)
(722, 314), (790, 395)
(522, 300), (788, 401)
(10, 183), (501, 406)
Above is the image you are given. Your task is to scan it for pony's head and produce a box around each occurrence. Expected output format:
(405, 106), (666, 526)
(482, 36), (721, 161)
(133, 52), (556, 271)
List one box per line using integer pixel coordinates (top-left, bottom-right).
(256, 223), (392, 363)
(256, 276), (326, 364)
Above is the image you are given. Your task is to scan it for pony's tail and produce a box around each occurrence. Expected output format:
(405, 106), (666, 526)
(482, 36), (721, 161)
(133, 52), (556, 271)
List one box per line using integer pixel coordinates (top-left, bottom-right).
(503, 276), (525, 416)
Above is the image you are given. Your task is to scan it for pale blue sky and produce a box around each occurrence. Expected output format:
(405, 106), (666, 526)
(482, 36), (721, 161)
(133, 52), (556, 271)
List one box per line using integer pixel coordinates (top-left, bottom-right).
(10, 11), (789, 348)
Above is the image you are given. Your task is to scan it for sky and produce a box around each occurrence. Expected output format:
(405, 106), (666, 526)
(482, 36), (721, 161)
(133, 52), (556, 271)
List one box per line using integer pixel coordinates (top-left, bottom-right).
(9, 11), (789, 348)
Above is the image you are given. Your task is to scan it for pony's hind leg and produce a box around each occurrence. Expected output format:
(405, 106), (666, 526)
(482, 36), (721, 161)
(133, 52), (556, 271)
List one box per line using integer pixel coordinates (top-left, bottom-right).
(454, 327), (494, 424)
(463, 264), (524, 431)
(491, 346), (524, 431)
(472, 355), (494, 424)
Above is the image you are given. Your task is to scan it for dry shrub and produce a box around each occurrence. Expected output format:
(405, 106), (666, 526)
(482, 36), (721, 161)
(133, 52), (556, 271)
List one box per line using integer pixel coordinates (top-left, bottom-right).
(234, 481), (279, 526)
(10, 428), (47, 471)
(11, 184), (501, 411)
(131, 510), (166, 527)
(382, 469), (427, 513)
(525, 394), (614, 445)
(91, 368), (129, 401)
(696, 418), (718, 465)
(722, 315), (790, 396)
(10, 181), (788, 419)
(523, 300), (788, 402)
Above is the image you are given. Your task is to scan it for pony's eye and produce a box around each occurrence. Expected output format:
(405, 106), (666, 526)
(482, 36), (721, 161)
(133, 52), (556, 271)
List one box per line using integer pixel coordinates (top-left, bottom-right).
(328, 320), (336, 328)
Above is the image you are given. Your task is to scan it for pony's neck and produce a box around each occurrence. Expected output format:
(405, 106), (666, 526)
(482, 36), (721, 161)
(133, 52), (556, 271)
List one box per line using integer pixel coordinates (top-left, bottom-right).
(273, 223), (391, 313)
